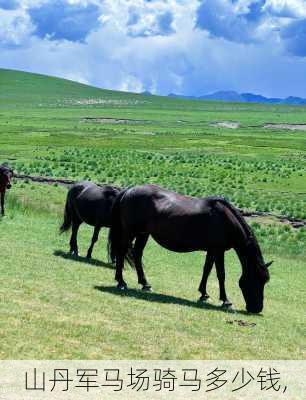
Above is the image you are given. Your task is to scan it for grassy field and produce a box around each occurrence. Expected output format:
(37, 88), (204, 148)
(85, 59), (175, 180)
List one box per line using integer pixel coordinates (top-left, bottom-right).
(0, 69), (305, 359)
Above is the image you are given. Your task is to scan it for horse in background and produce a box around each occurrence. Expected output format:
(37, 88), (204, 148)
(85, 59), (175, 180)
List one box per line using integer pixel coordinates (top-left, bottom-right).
(108, 184), (272, 314)
(0, 165), (13, 216)
(60, 181), (121, 260)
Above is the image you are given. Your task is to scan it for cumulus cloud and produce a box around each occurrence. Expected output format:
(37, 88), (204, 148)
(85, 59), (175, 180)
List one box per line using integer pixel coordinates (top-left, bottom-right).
(0, 0), (19, 10)
(245, 0), (266, 21)
(1, 0), (306, 97)
(127, 9), (174, 37)
(100, 0), (191, 38)
(281, 18), (306, 56)
(28, 0), (101, 42)
(0, 8), (33, 47)
(196, 0), (306, 57)
(263, 1), (306, 56)
(264, 0), (306, 18)
(196, 0), (271, 43)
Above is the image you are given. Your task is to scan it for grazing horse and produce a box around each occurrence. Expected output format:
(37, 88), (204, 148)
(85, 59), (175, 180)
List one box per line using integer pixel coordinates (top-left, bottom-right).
(60, 181), (121, 259)
(108, 184), (272, 314)
(0, 165), (13, 216)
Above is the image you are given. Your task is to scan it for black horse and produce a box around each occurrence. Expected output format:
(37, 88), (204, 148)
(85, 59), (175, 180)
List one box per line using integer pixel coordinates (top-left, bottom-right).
(60, 181), (121, 259)
(0, 165), (13, 216)
(108, 184), (272, 314)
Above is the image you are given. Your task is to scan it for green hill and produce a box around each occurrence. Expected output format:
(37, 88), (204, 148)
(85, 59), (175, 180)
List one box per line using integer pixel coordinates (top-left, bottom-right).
(1, 68), (292, 113)
(0, 68), (156, 108)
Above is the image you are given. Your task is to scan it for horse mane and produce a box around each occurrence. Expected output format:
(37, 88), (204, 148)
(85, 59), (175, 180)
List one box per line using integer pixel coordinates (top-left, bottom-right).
(215, 197), (254, 241)
(215, 197), (269, 279)
(0, 164), (13, 174)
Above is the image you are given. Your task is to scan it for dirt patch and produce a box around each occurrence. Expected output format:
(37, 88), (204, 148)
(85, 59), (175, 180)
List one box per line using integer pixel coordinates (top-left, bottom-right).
(66, 99), (148, 106)
(81, 117), (150, 125)
(264, 123), (306, 131)
(242, 209), (306, 229)
(210, 121), (240, 129)
(15, 174), (74, 186)
(226, 319), (256, 328)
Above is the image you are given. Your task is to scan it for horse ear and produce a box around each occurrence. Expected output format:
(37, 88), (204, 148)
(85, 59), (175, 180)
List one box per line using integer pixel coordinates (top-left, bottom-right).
(265, 261), (273, 268)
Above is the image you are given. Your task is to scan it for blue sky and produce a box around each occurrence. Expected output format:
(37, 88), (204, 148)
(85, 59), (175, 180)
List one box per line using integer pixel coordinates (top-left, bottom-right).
(1, 0), (306, 97)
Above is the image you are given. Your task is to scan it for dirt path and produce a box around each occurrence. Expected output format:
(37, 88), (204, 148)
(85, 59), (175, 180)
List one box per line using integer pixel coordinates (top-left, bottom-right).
(264, 123), (306, 131)
(14, 173), (306, 228)
(210, 121), (240, 129)
(15, 174), (75, 186)
(241, 210), (305, 228)
(81, 117), (150, 124)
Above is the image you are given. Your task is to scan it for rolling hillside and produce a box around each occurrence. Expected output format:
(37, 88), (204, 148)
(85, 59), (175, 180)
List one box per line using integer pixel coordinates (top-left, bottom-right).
(0, 68), (157, 108)
(1, 68), (295, 112)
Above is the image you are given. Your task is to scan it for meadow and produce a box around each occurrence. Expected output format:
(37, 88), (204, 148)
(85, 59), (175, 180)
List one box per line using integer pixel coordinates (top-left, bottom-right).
(0, 69), (305, 359)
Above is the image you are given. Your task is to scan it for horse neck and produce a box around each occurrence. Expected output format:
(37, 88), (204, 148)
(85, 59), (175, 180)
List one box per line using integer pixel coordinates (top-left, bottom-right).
(234, 245), (249, 276)
(234, 237), (263, 277)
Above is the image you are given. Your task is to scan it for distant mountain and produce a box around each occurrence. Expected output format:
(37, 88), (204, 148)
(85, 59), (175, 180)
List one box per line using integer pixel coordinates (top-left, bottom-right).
(168, 91), (306, 105)
(140, 90), (153, 96)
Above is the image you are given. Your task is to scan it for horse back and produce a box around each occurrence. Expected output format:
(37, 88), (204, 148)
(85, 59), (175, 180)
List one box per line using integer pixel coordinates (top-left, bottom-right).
(119, 185), (241, 251)
(67, 181), (119, 227)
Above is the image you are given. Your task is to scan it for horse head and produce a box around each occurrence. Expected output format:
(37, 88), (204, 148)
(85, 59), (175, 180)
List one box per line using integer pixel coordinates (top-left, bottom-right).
(239, 254), (272, 314)
(0, 165), (14, 192)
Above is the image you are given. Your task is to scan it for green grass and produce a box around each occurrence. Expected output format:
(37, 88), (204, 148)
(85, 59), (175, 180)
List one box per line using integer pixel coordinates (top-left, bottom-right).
(1, 70), (305, 220)
(0, 200), (305, 359)
(0, 69), (305, 359)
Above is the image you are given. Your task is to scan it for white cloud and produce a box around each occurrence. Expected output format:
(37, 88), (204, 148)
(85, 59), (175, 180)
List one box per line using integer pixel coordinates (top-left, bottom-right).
(0, 8), (33, 46)
(264, 0), (306, 18)
(99, 0), (197, 37)
(1, 0), (306, 98)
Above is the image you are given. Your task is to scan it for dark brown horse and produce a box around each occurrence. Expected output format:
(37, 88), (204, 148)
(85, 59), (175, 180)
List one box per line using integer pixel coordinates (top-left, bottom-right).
(108, 184), (272, 314)
(60, 181), (121, 259)
(0, 165), (13, 216)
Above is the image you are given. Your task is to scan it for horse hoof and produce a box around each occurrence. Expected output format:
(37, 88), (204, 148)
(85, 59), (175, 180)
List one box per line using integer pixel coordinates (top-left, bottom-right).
(117, 283), (127, 291)
(142, 285), (152, 292)
(221, 301), (233, 310)
(198, 295), (210, 303)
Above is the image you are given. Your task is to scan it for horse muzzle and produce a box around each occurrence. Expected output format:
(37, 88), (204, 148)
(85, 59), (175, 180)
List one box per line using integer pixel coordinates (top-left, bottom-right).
(7, 184), (12, 189)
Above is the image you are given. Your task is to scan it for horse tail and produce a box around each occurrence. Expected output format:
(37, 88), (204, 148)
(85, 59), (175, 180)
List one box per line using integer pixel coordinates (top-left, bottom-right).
(107, 188), (135, 268)
(60, 193), (72, 234)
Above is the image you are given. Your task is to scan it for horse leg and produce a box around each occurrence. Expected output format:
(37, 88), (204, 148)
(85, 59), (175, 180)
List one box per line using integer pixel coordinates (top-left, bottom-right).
(133, 234), (151, 291)
(86, 225), (101, 259)
(69, 219), (81, 256)
(198, 251), (215, 302)
(215, 252), (232, 308)
(115, 253), (128, 290)
(115, 233), (131, 290)
(0, 191), (5, 216)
